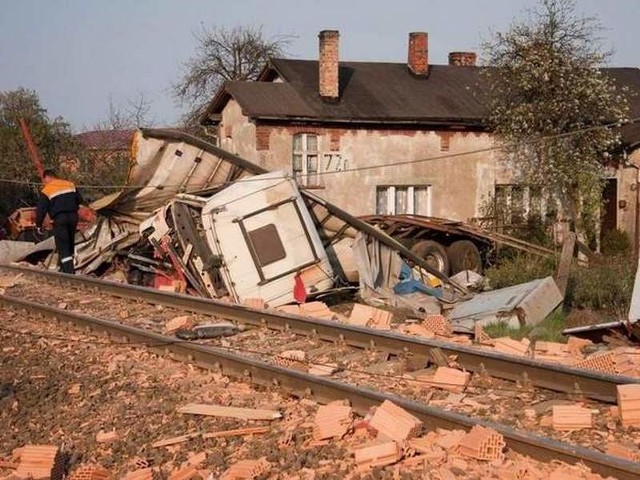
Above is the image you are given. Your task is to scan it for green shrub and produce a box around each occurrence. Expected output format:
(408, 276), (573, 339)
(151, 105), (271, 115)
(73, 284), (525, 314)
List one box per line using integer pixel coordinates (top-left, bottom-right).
(600, 229), (631, 257)
(484, 254), (556, 290)
(568, 258), (635, 317)
(485, 252), (635, 319)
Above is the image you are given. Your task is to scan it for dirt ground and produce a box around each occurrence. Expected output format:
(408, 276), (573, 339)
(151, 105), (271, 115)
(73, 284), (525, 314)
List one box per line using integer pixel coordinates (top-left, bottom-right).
(0, 306), (619, 480)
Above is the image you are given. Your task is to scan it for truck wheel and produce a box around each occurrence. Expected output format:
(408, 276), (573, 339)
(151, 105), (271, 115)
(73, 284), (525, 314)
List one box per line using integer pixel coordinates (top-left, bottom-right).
(447, 240), (482, 274)
(410, 240), (450, 275)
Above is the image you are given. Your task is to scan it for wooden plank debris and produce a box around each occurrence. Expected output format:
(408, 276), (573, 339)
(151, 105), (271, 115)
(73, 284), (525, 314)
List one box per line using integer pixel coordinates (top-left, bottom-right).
(202, 427), (270, 439)
(177, 403), (282, 420)
(152, 433), (200, 448)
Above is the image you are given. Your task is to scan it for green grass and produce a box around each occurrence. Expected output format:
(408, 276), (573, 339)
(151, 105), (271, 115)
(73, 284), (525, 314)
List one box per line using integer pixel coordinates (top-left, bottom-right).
(483, 309), (567, 342)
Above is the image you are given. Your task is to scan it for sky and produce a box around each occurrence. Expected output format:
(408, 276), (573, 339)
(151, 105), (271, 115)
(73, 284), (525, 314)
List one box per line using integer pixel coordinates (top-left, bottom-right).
(1, 0), (638, 131)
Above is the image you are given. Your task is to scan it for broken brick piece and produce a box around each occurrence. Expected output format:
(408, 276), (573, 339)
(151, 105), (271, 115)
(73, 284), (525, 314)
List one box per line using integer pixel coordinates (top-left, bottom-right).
(308, 363), (338, 376)
(421, 314), (452, 336)
(14, 445), (63, 480)
(369, 307), (393, 330)
(220, 457), (270, 480)
(551, 405), (595, 431)
(169, 465), (198, 480)
(353, 440), (402, 471)
(68, 464), (110, 480)
(95, 429), (118, 444)
(242, 298), (266, 310)
(348, 303), (393, 328)
(493, 337), (530, 357)
(368, 400), (423, 442)
(121, 468), (153, 480)
(403, 324), (436, 338)
(458, 425), (505, 461)
(299, 301), (335, 320)
(617, 384), (640, 427)
(575, 351), (617, 374)
(273, 350), (307, 370)
(431, 367), (470, 393)
(605, 442), (640, 461)
(474, 323), (492, 344)
(313, 404), (352, 440)
(566, 336), (592, 355)
(165, 315), (196, 334)
(276, 304), (301, 316)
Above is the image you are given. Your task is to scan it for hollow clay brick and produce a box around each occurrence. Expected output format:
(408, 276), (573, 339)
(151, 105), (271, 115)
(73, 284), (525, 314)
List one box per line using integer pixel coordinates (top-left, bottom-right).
(368, 400), (423, 442)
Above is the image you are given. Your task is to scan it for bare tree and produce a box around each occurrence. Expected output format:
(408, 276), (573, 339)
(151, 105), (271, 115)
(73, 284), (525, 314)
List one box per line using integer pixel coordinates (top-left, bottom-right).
(173, 25), (294, 125)
(94, 92), (154, 131)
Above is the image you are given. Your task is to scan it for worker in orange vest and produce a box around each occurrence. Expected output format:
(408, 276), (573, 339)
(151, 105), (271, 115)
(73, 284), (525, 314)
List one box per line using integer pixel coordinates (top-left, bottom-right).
(35, 170), (84, 274)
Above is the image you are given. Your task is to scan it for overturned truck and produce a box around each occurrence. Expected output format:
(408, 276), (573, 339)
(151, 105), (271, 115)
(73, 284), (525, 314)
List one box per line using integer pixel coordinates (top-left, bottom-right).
(71, 129), (463, 311)
(9, 129), (563, 331)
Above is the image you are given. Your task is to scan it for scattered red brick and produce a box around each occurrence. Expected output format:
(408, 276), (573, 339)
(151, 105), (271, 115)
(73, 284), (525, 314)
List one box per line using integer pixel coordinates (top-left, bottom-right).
(458, 425), (505, 461)
(617, 384), (640, 427)
(313, 403), (353, 440)
(219, 457), (270, 479)
(353, 439), (402, 471)
(551, 405), (595, 431)
(348, 303), (393, 329)
(14, 445), (63, 480)
(242, 298), (267, 309)
(430, 367), (470, 393)
(68, 464), (110, 480)
(421, 314), (452, 336)
(121, 468), (153, 480)
(273, 350), (307, 370)
(605, 442), (640, 461)
(493, 337), (530, 357)
(299, 301), (335, 320)
(368, 400), (422, 442)
(95, 429), (118, 444)
(164, 315), (196, 334)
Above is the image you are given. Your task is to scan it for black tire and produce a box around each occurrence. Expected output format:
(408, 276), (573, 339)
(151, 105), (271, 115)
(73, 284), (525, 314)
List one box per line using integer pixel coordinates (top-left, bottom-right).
(410, 240), (450, 275)
(447, 240), (482, 274)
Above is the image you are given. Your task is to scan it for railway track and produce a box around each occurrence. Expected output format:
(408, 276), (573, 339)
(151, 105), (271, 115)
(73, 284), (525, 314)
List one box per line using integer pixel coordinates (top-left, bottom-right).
(1, 264), (637, 404)
(1, 288), (639, 480)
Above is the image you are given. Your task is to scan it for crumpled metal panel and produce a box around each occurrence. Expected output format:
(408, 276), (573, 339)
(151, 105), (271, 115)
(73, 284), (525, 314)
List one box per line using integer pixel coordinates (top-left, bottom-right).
(91, 129), (260, 223)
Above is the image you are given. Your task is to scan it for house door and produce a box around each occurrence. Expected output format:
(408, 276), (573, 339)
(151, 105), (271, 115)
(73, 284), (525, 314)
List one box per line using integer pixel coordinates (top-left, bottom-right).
(601, 178), (618, 241)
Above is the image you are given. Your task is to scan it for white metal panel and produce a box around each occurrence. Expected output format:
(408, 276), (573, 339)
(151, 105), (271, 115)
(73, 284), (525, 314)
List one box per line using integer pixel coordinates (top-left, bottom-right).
(201, 171), (334, 306)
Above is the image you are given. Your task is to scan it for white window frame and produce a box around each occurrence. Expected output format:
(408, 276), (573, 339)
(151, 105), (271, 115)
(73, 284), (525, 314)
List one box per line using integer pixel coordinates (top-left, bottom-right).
(292, 133), (319, 186)
(494, 183), (546, 225)
(376, 185), (432, 216)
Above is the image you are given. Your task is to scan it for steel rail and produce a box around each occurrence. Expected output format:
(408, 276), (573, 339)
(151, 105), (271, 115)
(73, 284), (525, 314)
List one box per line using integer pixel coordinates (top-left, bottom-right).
(2, 265), (637, 403)
(1, 293), (638, 480)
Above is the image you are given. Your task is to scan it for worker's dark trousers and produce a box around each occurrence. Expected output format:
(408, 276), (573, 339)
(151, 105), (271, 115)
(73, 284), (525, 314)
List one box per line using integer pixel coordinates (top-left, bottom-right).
(53, 212), (78, 274)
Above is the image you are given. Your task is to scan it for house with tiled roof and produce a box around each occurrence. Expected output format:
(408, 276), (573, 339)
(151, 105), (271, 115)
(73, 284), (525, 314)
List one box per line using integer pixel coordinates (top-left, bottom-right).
(200, 30), (640, 245)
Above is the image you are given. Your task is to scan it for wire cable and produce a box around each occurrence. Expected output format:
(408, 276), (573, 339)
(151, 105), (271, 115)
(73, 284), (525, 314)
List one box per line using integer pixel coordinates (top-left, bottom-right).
(2, 116), (639, 190)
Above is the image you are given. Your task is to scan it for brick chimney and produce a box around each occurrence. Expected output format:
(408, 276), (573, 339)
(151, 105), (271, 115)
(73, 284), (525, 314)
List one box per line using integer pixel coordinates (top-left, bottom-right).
(408, 32), (428, 76)
(319, 30), (340, 101)
(448, 52), (477, 66)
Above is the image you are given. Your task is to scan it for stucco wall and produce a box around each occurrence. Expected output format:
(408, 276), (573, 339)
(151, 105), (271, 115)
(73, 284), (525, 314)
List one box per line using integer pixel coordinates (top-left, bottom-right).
(259, 125), (500, 221)
(216, 105), (638, 237)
